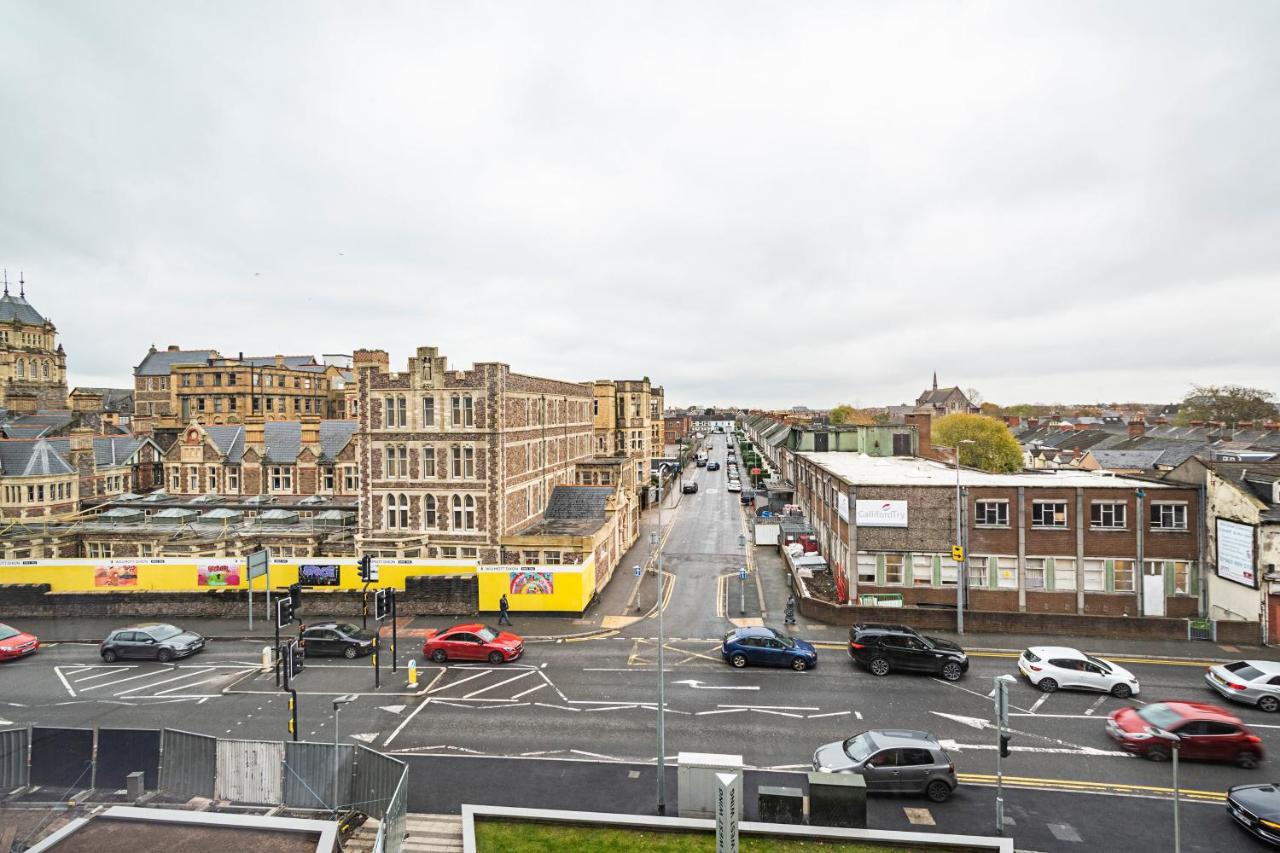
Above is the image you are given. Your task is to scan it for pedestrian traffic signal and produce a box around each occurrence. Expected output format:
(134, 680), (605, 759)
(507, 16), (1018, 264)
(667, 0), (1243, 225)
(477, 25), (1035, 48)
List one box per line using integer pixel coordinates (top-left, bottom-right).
(374, 588), (391, 621)
(276, 595), (295, 628)
(359, 555), (378, 583)
(999, 734), (1012, 758)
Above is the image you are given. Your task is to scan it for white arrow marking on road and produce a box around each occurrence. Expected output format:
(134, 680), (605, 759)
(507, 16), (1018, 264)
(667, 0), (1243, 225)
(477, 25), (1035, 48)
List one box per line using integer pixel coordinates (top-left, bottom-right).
(672, 679), (759, 691)
(379, 705), (406, 715)
(931, 711), (991, 730)
(0, 718), (12, 727)
(350, 733), (378, 743)
(938, 739), (1129, 757)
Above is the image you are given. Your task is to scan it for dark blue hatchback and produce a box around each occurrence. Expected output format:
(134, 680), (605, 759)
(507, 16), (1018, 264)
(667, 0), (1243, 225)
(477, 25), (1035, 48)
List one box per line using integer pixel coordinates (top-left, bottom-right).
(722, 626), (817, 671)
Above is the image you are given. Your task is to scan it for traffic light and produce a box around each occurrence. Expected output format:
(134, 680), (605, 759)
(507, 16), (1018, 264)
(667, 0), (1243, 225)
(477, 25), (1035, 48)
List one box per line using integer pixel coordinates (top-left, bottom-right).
(999, 734), (1012, 758)
(359, 555), (378, 583)
(289, 582), (303, 610)
(289, 639), (304, 676)
(374, 588), (391, 621)
(276, 595), (295, 629)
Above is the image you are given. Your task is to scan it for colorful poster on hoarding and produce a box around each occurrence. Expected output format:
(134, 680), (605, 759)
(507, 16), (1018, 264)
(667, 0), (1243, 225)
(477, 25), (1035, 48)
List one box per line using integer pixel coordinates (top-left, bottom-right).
(509, 571), (554, 595)
(198, 563), (241, 587)
(94, 565), (138, 587)
(299, 563), (341, 586)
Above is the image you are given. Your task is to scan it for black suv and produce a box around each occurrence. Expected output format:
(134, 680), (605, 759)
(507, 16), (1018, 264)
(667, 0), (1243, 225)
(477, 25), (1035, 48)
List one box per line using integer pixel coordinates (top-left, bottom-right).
(682, 481), (698, 494)
(848, 623), (968, 681)
(300, 622), (379, 659)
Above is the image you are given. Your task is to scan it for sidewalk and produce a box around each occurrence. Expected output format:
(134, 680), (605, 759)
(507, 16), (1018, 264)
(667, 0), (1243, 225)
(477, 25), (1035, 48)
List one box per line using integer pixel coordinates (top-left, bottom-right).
(748, 530), (1272, 661)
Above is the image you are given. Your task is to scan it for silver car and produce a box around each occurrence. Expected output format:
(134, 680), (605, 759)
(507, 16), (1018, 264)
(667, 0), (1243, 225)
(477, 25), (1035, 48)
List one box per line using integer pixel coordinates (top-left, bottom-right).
(812, 729), (956, 802)
(1206, 660), (1280, 713)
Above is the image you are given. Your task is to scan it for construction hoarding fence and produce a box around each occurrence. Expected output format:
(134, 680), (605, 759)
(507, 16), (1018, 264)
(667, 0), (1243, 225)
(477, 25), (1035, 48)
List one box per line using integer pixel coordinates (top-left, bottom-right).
(159, 728), (217, 800)
(283, 741), (353, 811)
(95, 728), (161, 790)
(0, 727), (29, 790)
(29, 727), (94, 789)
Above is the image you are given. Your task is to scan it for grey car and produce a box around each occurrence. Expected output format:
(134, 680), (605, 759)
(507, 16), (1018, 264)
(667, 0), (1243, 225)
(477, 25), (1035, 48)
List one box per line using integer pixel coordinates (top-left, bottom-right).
(1206, 660), (1280, 713)
(812, 729), (957, 802)
(100, 623), (206, 663)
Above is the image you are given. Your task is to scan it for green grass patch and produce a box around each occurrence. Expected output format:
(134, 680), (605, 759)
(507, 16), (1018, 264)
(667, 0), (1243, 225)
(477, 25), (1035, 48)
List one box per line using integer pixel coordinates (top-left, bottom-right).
(474, 820), (941, 852)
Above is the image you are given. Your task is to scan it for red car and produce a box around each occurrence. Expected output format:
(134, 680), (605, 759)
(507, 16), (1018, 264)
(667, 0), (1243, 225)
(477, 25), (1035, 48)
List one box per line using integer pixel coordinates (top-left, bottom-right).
(1106, 701), (1263, 767)
(422, 623), (523, 665)
(0, 623), (39, 661)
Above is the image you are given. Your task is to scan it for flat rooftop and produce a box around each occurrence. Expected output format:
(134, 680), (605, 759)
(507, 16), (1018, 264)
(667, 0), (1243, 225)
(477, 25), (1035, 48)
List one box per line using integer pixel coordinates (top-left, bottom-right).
(28, 808), (336, 853)
(798, 452), (1173, 489)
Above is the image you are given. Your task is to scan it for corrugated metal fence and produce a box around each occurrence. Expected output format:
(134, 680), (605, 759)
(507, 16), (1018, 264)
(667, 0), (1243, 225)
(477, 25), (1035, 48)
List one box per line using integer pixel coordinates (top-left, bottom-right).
(159, 728), (217, 799)
(354, 746), (408, 852)
(215, 738), (285, 804)
(0, 727), (29, 791)
(283, 741), (353, 810)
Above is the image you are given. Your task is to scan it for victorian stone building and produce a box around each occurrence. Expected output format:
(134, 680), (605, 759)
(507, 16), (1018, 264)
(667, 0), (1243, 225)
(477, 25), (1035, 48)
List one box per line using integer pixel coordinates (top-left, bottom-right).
(356, 346), (597, 561)
(0, 277), (68, 410)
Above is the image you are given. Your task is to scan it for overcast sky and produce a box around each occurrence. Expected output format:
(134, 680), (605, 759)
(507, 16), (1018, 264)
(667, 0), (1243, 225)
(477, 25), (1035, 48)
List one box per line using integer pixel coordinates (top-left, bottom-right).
(2, 2), (1277, 410)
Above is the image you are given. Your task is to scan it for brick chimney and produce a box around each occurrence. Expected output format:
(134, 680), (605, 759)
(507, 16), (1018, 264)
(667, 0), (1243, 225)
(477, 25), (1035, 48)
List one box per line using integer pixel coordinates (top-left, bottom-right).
(300, 416), (321, 445)
(167, 344), (181, 352)
(1006, 415), (1022, 428)
(6, 391), (37, 414)
(1265, 422), (1280, 432)
(903, 412), (935, 460)
(1128, 417), (1146, 438)
(1155, 417), (1169, 426)
(275, 354), (285, 368)
(69, 389), (103, 414)
(1238, 421), (1255, 431)
(1189, 420), (1204, 427)
(244, 416), (265, 448)
(69, 426), (96, 493)
(1027, 418), (1040, 429)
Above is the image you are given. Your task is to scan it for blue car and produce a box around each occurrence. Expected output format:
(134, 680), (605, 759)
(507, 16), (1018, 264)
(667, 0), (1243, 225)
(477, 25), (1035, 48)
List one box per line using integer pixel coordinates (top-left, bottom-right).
(722, 626), (817, 671)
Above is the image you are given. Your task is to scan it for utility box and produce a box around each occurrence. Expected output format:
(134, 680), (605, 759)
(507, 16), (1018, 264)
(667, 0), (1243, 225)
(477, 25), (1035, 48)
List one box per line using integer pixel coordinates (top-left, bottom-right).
(678, 752), (743, 819)
(808, 772), (866, 828)
(126, 770), (145, 801)
(757, 785), (804, 824)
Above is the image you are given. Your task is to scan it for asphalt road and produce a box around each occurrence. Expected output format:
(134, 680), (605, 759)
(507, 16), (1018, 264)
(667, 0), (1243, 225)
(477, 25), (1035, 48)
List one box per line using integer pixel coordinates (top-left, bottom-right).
(3, 433), (1277, 851)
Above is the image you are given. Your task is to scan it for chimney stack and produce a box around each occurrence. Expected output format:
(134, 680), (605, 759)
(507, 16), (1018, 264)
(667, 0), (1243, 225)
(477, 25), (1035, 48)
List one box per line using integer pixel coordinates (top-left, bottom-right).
(300, 416), (320, 445)
(167, 345), (180, 352)
(1238, 421), (1255, 431)
(903, 412), (935, 460)
(1128, 417), (1146, 438)
(1006, 415), (1022, 428)
(1027, 418), (1040, 429)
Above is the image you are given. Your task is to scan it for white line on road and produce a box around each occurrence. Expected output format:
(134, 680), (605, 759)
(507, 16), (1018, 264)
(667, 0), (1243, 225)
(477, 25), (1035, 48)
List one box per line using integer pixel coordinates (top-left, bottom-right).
(855, 711), (863, 720)
(752, 709), (804, 718)
(1028, 693), (1051, 714)
(383, 698), (433, 747)
(428, 669), (491, 694)
(717, 704), (819, 710)
(533, 702), (581, 712)
(463, 671), (536, 699)
(79, 667), (181, 693)
(806, 711), (851, 719)
(72, 667), (138, 683)
(54, 668), (75, 697)
(584, 705), (638, 712)
(116, 667), (215, 696)
(695, 709), (747, 716)
(509, 683), (547, 701)
(1084, 696), (1108, 716)
(672, 679), (759, 691)
(151, 676), (229, 696)
(540, 669), (570, 702)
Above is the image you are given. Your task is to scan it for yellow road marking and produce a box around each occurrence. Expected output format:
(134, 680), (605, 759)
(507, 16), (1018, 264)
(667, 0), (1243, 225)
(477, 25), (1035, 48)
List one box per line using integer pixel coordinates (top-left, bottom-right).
(565, 630), (618, 643)
(957, 772), (1226, 802)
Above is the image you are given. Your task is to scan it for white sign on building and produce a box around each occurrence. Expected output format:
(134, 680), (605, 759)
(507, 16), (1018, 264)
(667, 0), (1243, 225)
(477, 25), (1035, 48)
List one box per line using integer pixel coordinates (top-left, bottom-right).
(1217, 518), (1257, 588)
(837, 493), (849, 522)
(855, 499), (908, 528)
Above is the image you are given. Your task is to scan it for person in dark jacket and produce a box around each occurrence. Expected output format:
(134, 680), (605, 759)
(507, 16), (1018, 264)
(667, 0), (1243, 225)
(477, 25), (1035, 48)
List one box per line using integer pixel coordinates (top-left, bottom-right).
(784, 593), (796, 625)
(498, 593), (512, 626)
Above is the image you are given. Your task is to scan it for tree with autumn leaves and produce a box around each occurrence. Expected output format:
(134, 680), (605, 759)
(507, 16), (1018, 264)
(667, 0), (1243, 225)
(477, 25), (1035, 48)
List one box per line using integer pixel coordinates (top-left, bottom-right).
(933, 413), (1024, 473)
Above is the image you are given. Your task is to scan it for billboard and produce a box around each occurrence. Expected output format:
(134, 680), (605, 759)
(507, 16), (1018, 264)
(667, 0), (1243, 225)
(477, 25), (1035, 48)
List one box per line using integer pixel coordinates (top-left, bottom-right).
(94, 564), (137, 587)
(509, 571), (554, 595)
(197, 562), (241, 587)
(855, 500), (908, 528)
(1216, 518), (1257, 588)
(298, 563), (341, 586)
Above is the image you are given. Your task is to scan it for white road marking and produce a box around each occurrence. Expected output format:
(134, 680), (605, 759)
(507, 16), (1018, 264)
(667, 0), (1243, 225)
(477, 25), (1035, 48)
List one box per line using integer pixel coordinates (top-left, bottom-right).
(718, 704), (819, 711)
(428, 669), (491, 694)
(1084, 696), (1108, 716)
(696, 709), (747, 716)
(0, 718), (12, 726)
(151, 676), (227, 696)
(72, 667), (138, 683)
(752, 709), (803, 718)
(116, 667), (216, 696)
(932, 712), (990, 730)
(672, 679), (759, 691)
(380, 705), (406, 715)
(584, 705), (637, 712)
(350, 733), (378, 743)
(806, 711), (851, 719)
(383, 697), (433, 747)
(55, 668), (75, 697)
(1028, 693), (1050, 714)
(533, 702), (581, 712)
(80, 667), (181, 693)
(509, 683), (547, 701)
(463, 671), (535, 699)
(938, 739), (1130, 757)
(933, 677), (1032, 713)
(855, 711), (863, 720)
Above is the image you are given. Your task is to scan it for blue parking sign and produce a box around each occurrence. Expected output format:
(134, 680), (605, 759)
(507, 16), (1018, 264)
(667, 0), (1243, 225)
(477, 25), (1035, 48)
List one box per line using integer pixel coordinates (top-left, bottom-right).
(739, 567), (747, 581)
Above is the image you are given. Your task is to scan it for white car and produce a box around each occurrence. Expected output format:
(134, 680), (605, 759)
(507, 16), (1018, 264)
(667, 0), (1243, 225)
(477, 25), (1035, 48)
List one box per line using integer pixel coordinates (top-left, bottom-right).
(1018, 646), (1139, 698)
(727, 479), (742, 492)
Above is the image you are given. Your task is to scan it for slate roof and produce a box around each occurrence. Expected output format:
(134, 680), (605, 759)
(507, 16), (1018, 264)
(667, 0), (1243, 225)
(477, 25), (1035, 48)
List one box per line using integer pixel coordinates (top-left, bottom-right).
(0, 292), (48, 325)
(916, 386), (970, 407)
(543, 485), (614, 520)
(264, 421), (302, 463)
(204, 426), (246, 461)
(318, 420), (357, 461)
(0, 439), (74, 476)
(241, 355), (327, 373)
(134, 349), (218, 376)
(1087, 450), (1166, 470)
(73, 387), (135, 414)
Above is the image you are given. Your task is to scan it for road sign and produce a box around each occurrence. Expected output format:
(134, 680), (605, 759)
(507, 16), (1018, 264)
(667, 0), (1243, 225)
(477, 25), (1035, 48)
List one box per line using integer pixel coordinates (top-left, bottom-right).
(952, 545), (965, 562)
(635, 564), (643, 577)
(359, 555), (378, 583)
(247, 549), (269, 579)
(738, 567), (747, 581)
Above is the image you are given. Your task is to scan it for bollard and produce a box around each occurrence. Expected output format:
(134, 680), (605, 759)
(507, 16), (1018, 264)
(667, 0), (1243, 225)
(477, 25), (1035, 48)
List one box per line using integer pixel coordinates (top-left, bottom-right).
(408, 659), (418, 688)
(261, 645), (273, 672)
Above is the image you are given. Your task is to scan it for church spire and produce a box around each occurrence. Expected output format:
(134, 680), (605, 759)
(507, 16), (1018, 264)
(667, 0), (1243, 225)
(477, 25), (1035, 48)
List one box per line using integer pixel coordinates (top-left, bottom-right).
(2, 269), (7, 296)
(932, 371), (938, 391)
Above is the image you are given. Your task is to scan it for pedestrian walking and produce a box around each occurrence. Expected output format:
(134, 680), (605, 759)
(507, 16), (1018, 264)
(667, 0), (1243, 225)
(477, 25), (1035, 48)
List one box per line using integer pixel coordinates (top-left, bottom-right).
(784, 593), (796, 626)
(498, 593), (512, 626)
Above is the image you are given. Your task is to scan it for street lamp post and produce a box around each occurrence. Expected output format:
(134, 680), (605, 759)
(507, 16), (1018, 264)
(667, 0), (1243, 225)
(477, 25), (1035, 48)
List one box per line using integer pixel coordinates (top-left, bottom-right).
(331, 695), (356, 816)
(942, 440), (975, 634)
(1157, 730), (1182, 853)
(738, 533), (747, 615)
(652, 477), (667, 816)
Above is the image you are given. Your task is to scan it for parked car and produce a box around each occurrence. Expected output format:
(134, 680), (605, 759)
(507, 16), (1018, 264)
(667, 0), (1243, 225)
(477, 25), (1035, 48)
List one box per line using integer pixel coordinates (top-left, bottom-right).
(1227, 782), (1280, 846)
(682, 481), (699, 494)
(1106, 701), (1264, 767)
(0, 623), (38, 661)
(100, 623), (205, 663)
(1018, 646), (1139, 698)
(707, 461), (720, 471)
(812, 729), (956, 802)
(423, 623), (523, 664)
(722, 626), (817, 671)
(696, 457), (708, 467)
(727, 480), (742, 492)
(740, 488), (755, 505)
(1206, 660), (1280, 713)
(300, 622), (379, 659)
(848, 623), (968, 681)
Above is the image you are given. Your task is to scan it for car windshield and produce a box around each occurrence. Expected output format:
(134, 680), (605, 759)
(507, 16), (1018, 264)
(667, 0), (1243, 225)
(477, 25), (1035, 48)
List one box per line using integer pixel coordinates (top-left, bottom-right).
(767, 629), (795, 648)
(842, 734), (875, 761)
(0, 624), (19, 640)
(1085, 655), (1112, 673)
(336, 623), (361, 636)
(1136, 704), (1184, 730)
(476, 627), (499, 642)
(149, 625), (183, 641)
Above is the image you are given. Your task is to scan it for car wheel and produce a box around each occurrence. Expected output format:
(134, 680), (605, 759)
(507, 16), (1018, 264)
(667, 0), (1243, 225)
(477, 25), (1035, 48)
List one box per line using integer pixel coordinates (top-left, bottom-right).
(941, 662), (963, 682)
(1110, 683), (1132, 699)
(1038, 677), (1058, 693)
(1146, 745), (1170, 762)
(488, 651), (504, 665)
(1237, 751), (1261, 770)
(431, 649), (447, 663)
(343, 646), (357, 659)
(1259, 695), (1280, 713)
(156, 648), (174, 663)
(731, 653), (748, 668)
(869, 658), (890, 677)
(102, 649), (118, 663)
(926, 780), (952, 803)
(791, 658), (808, 672)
